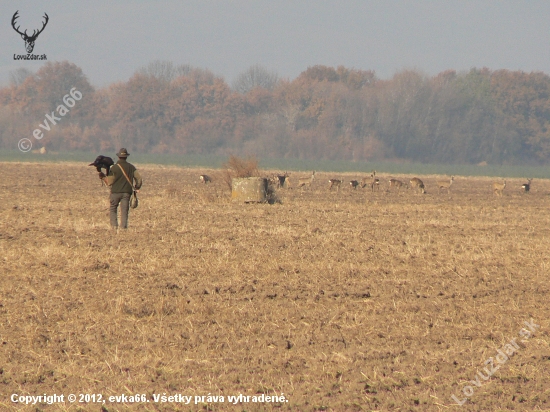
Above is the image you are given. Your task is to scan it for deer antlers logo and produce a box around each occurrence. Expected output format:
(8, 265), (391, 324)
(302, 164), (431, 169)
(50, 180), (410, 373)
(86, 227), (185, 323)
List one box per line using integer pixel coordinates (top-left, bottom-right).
(11, 11), (49, 54)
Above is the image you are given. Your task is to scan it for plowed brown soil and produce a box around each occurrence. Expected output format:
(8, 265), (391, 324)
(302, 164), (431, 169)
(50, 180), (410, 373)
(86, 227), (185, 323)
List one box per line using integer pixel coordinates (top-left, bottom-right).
(1, 162), (549, 411)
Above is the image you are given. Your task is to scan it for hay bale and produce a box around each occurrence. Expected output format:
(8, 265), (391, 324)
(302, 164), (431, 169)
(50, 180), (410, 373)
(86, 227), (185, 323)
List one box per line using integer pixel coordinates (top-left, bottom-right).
(231, 177), (268, 203)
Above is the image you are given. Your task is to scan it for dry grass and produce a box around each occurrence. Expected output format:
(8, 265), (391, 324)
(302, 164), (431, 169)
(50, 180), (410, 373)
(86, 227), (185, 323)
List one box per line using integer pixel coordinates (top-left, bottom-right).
(221, 156), (261, 190)
(1, 164), (550, 411)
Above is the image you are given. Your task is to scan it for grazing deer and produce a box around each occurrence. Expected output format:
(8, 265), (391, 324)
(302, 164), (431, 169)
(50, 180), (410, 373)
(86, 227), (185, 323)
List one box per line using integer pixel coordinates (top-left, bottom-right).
(389, 178), (406, 191)
(370, 170), (380, 192)
(410, 177), (426, 194)
(437, 176), (454, 194)
(12, 11), (49, 54)
(199, 174), (212, 184)
(349, 180), (360, 189)
(360, 176), (370, 189)
(328, 178), (343, 191)
(298, 171), (316, 189)
(522, 178), (532, 192)
(493, 180), (506, 196)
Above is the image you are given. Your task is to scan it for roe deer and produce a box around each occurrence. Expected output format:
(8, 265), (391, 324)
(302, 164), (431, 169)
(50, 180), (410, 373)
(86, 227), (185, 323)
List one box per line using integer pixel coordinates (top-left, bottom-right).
(437, 176), (454, 194)
(199, 174), (212, 184)
(522, 178), (532, 192)
(273, 172), (289, 188)
(493, 180), (506, 196)
(349, 180), (360, 189)
(370, 170), (380, 192)
(389, 178), (406, 191)
(298, 171), (316, 189)
(410, 177), (426, 194)
(328, 178), (343, 191)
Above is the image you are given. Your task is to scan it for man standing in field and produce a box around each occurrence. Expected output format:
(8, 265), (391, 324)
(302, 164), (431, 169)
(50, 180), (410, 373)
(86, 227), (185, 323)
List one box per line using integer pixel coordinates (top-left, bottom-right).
(99, 148), (142, 230)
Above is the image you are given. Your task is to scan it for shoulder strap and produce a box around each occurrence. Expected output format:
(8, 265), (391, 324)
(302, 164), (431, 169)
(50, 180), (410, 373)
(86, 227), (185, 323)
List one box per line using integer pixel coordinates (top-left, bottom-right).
(117, 164), (134, 188)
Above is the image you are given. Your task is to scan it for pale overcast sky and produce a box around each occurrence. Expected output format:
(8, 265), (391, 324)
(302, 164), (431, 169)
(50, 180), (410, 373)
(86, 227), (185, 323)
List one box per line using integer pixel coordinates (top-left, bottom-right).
(1, 0), (550, 88)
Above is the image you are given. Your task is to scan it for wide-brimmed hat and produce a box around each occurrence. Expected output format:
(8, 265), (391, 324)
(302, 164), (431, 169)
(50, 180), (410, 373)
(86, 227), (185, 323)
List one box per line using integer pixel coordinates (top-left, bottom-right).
(116, 148), (130, 157)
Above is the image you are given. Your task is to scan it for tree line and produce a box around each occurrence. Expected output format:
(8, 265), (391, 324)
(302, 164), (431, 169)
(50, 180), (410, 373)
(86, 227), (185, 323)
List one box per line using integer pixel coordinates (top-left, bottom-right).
(1, 61), (549, 165)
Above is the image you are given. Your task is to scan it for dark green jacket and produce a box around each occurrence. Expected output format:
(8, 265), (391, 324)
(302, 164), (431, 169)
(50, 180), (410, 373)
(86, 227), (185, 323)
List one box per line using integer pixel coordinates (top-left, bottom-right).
(105, 159), (143, 193)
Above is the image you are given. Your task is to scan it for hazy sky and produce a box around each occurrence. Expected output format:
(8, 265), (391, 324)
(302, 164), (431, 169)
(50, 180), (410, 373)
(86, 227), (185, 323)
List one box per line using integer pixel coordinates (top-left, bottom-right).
(2, 1), (550, 88)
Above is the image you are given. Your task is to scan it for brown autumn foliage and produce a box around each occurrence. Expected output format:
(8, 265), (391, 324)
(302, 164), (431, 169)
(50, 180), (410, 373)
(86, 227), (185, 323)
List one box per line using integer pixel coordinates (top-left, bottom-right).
(221, 155), (260, 189)
(1, 162), (550, 411)
(2, 61), (550, 164)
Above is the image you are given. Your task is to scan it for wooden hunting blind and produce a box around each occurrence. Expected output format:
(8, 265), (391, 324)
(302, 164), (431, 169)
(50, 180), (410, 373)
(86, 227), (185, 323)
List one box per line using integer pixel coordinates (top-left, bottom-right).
(231, 177), (268, 203)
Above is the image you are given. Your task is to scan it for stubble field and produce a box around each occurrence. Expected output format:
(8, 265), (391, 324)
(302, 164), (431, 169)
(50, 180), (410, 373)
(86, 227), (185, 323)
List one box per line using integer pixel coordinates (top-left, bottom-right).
(1, 161), (550, 412)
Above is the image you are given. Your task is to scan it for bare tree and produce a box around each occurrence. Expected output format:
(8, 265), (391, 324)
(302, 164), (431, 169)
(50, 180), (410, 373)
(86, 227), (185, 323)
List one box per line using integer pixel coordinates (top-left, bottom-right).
(136, 60), (192, 82)
(232, 64), (279, 94)
(9, 68), (33, 86)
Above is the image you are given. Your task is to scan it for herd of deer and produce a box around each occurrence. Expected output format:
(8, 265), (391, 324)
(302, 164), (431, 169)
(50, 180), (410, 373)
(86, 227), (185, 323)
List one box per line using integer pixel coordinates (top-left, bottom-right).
(290, 171), (433, 194)
(198, 172), (533, 196)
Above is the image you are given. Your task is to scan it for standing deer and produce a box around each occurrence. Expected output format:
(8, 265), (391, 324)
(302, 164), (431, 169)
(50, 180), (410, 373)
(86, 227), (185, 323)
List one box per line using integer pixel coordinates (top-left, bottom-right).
(493, 181), (506, 196)
(298, 171), (316, 189)
(274, 172), (289, 188)
(12, 11), (49, 54)
(370, 170), (380, 192)
(522, 178), (532, 192)
(389, 178), (406, 191)
(328, 178), (343, 191)
(349, 180), (360, 189)
(410, 177), (426, 194)
(437, 176), (454, 194)
(199, 174), (212, 184)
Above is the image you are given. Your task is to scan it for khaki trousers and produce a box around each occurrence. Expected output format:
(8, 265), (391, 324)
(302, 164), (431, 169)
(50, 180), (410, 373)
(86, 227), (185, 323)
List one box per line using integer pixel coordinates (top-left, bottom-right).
(110, 192), (131, 229)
